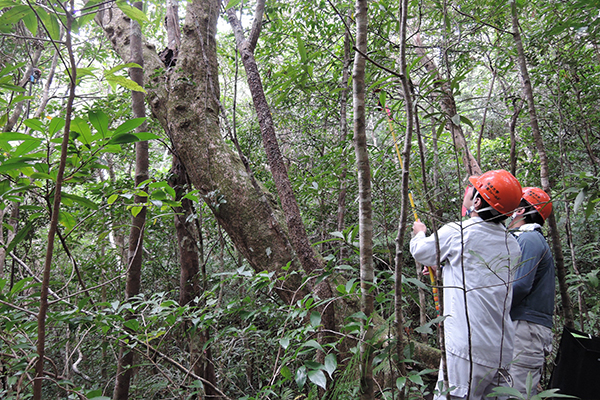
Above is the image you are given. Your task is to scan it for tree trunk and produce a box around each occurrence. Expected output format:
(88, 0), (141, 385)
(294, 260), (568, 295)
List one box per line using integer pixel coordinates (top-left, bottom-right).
(225, 1), (336, 344)
(352, 0), (374, 398)
(33, 3), (76, 398)
(96, 0), (307, 305)
(394, 0), (413, 390)
(510, 0), (574, 328)
(336, 9), (352, 240)
(113, 3), (149, 398)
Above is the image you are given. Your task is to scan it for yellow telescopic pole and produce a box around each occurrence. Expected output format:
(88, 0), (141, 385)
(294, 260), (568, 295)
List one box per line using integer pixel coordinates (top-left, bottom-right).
(385, 107), (440, 317)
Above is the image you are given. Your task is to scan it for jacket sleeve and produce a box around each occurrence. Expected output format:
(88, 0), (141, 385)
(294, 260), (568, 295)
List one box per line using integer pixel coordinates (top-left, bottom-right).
(410, 223), (457, 266)
(512, 232), (542, 306)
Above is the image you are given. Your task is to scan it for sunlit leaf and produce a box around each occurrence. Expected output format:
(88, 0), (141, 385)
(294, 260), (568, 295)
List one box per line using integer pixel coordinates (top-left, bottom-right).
(116, 0), (148, 24)
(105, 75), (146, 93)
(36, 7), (60, 40)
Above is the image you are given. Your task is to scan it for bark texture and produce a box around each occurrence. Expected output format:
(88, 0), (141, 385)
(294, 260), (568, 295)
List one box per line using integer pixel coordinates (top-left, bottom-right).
(395, 0), (413, 385)
(353, 0), (375, 398)
(113, 2), (148, 398)
(96, 0), (305, 304)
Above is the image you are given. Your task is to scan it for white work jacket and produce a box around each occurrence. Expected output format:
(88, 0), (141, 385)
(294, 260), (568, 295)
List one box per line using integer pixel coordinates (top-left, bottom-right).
(410, 217), (521, 369)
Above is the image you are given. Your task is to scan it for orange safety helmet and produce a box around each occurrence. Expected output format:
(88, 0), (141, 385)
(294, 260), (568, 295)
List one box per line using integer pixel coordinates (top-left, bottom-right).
(522, 187), (553, 221)
(469, 170), (522, 215)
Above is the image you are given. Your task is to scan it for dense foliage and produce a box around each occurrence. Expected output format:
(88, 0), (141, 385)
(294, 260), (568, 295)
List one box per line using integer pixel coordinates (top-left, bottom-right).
(0, 0), (599, 398)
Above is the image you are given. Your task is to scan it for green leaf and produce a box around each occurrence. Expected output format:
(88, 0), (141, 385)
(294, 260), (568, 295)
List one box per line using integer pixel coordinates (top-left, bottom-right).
(113, 117), (146, 136)
(0, 158), (35, 173)
(296, 32), (307, 64)
(105, 74), (146, 93)
(89, 109), (109, 139)
(58, 211), (77, 231)
(13, 139), (41, 157)
(124, 319), (140, 331)
(0, 132), (40, 141)
(295, 366), (307, 388)
(134, 132), (160, 141)
(22, 7), (37, 35)
(29, 172), (55, 181)
(0, 5), (31, 25)
(460, 115), (475, 130)
(225, 0), (242, 10)
(71, 117), (93, 145)
(116, 0), (148, 24)
(62, 193), (99, 210)
(301, 340), (323, 351)
(274, 365), (290, 382)
(109, 133), (139, 144)
(131, 205), (143, 216)
(36, 7), (60, 40)
(396, 376), (406, 390)
(105, 62), (142, 76)
(6, 221), (33, 253)
(307, 369), (327, 390)
(23, 119), (44, 132)
(407, 373), (423, 385)
(309, 311), (321, 328)
(323, 354), (337, 378)
(49, 117), (66, 136)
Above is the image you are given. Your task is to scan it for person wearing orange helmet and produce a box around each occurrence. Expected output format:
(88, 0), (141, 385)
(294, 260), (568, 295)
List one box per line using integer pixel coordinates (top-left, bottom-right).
(411, 170), (523, 400)
(508, 187), (555, 395)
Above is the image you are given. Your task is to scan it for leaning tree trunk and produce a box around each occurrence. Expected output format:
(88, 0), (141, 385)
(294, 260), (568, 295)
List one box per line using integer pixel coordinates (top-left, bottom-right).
(225, 0), (337, 347)
(33, 3), (76, 398)
(352, 0), (375, 398)
(113, 2), (149, 398)
(510, 0), (574, 329)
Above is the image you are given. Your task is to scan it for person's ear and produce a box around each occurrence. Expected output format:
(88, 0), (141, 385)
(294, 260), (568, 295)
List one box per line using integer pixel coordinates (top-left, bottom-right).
(515, 207), (526, 216)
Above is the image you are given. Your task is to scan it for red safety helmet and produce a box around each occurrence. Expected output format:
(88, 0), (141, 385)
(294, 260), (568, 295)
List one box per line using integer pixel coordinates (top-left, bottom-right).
(522, 187), (553, 221)
(469, 170), (522, 215)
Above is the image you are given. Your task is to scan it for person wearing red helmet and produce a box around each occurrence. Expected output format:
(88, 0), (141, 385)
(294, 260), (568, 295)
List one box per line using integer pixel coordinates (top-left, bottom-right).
(508, 187), (555, 395)
(411, 170), (523, 400)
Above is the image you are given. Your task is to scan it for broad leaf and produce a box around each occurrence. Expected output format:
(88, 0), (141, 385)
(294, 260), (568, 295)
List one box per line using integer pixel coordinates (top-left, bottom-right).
(324, 354), (337, 378)
(0, 5), (31, 25)
(105, 74), (146, 93)
(109, 133), (139, 144)
(116, 0), (148, 24)
(113, 117), (146, 136)
(62, 193), (99, 210)
(307, 369), (326, 390)
(294, 366), (307, 388)
(36, 7), (60, 40)
(89, 109), (109, 139)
